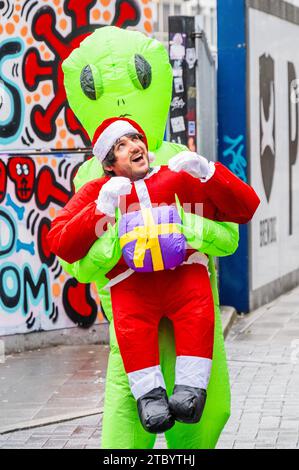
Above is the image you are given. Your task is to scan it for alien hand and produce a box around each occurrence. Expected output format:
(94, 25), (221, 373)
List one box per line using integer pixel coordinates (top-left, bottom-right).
(96, 177), (132, 216)
(168, 151), (215, 182)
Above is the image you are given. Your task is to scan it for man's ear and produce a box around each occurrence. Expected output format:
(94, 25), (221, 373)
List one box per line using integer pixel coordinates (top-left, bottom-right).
(103, 164), (114, 172)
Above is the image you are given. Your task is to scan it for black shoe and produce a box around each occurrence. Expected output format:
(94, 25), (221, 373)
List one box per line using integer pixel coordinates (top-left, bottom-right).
(169, 385), (207, 424)
(137, 386), (175, 434)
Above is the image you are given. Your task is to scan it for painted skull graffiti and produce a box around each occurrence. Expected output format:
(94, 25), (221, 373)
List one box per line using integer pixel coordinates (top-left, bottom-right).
(0, 160), (7, 203)
(7, 157), (35, 202)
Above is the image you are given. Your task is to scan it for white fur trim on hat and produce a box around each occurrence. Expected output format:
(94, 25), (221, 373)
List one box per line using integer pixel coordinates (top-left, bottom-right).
(93, 120), (140, 162)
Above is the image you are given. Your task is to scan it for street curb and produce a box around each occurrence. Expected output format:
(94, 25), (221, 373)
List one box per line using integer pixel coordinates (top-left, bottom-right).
(0, 408), (103, 435)
(0, 323), (110, 355)
(1, 307), (236, 354)
(221, 306), (237, 339)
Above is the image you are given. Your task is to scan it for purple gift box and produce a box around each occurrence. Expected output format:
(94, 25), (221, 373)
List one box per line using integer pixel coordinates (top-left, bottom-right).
(119, 205), (186, 272)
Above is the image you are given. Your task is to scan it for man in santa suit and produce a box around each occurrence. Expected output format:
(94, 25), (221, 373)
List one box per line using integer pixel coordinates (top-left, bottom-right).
(47, 117), (260, 434)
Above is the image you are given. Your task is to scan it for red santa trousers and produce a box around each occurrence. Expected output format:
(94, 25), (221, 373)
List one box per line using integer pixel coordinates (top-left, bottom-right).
(110, 263), (215, 400)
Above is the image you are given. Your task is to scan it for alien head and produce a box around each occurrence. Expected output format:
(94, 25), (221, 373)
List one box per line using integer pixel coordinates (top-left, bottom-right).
(62, 26), (173, 150)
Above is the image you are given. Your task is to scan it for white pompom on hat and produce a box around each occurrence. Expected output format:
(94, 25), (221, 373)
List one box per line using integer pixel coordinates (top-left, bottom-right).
(148, 152), (155, 163)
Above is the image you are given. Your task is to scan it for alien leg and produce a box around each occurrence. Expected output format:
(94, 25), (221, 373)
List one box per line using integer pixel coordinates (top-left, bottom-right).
(112, 273), (175, 435)
(101, 319), (157, 449)
(163, 259), (231, 449)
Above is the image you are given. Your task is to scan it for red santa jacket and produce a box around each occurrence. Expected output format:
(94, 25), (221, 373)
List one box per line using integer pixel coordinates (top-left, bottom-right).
(47, 163), (260, 276)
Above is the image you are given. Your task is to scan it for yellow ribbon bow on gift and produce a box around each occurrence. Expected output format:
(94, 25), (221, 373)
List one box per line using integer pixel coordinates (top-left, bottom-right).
(119, 207), (181, 271)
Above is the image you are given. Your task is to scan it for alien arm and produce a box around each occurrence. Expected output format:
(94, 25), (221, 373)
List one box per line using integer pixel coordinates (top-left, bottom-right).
(58, 256), (105, 285)
(183, 218), (239, 257)
(56, 218), (121, 284)
(175, 195), (239, 257)
(73, 156), (103, 190)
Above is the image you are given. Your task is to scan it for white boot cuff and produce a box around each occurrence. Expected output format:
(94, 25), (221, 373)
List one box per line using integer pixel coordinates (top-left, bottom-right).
(175, 355), (212, 390)
(128, 365), (166, 400)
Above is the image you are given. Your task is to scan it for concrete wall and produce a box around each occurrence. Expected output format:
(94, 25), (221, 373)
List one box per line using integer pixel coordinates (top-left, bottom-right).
(217, 0), (299, 312)
(247, 0), (299, 309)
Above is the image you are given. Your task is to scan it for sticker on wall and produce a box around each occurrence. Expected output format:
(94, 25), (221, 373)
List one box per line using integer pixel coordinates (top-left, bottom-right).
(174, 77), (184, 94)
(172, 59), (183, 77)
(186, 48), (196, 69)
(188, 121), (196, 136)
(170, 96), (186, 111)
(171, 116), (186, 133)
(171, 136), (182, 144)
(169, 33), (186, 61)
(173, 59), (183, 68)
(172, 67), (183, 78)
(187, 86), (197, 100)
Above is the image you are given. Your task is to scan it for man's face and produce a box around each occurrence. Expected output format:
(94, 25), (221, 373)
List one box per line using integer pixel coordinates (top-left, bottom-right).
(106, 134), (149, 181)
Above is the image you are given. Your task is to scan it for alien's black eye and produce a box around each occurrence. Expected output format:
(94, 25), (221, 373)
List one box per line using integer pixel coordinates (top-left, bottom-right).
(128, 54), (152, 90)
(80, 64), (103, 100)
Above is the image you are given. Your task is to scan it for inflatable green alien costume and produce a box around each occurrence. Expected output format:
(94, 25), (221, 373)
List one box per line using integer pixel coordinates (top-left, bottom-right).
(59, 26), (239, 449)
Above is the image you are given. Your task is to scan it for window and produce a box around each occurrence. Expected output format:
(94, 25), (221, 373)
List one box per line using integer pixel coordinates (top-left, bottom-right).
(174, 4), (181, 16)
(163, 3), (170, 32)
(210, 8), (216, 47)
(152, 2), (159, 32)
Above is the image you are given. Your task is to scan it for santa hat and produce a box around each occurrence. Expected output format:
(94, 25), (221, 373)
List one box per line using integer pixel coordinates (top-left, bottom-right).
(92, 117), (155, 162)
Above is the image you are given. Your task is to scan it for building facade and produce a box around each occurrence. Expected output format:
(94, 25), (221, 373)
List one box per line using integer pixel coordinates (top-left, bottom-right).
(152, 0), (217, 51)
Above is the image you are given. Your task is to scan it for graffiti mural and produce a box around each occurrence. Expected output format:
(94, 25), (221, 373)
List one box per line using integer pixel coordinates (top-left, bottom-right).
(0, 152), (103, 334)
(0, 0), (153, 151)
(223, 134), (247, 183)
(0, 1), (153, 335)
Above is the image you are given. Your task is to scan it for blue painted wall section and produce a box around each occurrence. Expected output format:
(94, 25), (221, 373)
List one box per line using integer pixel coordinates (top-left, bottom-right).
(217, 0), (249, 312)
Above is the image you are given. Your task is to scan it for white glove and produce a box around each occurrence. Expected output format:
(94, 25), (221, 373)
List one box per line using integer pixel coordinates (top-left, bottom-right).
(96, 177), (132, 216)
(168, 151), (215, 182)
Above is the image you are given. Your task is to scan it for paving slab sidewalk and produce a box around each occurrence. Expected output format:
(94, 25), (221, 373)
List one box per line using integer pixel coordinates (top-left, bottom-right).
(2, 283), (299, 449)
(0, 307), (236, 436)
(217, 285), (299, 449)
(0, 344), (109, 434)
